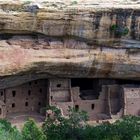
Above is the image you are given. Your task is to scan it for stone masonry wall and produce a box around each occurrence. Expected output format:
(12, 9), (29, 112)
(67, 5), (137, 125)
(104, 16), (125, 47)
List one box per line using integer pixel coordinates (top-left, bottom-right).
(124, 87), (140, 116)
(5, 79), (48, 114)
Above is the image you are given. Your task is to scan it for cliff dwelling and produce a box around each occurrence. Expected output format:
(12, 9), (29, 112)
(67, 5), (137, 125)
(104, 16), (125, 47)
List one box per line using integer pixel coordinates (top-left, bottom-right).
(0, 0), (139, 123)
(0, 78), (139, 122)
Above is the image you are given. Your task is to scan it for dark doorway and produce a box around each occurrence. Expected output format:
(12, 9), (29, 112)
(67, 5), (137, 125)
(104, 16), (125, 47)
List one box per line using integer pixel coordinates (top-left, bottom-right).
(71, 78), (100, 100)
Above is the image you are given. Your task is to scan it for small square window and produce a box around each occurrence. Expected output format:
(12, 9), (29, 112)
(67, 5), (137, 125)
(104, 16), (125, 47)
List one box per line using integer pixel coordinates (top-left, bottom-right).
(39, 88), (42, 93)
(25, 102), (28, 107)
(29, 82), (32, 86)
(38, 102), (41, 106)
(28, 90), (31, 96)
(12, 103), (15, 108)
(51, 96), (53, 100)
(1, 91), (3, 96)
(57, 84), (61, 88)
(75, 105), (79, 111)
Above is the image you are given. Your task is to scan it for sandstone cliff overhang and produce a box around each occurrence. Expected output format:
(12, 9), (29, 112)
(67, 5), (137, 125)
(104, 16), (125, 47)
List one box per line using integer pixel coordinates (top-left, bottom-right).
(0, 0), (140, 89)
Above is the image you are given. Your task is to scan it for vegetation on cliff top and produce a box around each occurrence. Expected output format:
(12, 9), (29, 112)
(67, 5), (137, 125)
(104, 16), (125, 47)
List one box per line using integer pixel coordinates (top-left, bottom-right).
(110, 24), (129, 37)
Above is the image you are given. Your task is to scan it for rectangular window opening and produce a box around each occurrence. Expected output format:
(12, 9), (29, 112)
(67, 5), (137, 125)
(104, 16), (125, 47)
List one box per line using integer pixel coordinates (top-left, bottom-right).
(25, 102), (28, 107)
(12, 91), (16, 97)
(12, 103), (15, 108)
(1, 91), (3, 96)
(28, 90), (31, 96)
(91, 104), (95, 110)
(57, 84), (61, 88)
(75, 105), (79, 111)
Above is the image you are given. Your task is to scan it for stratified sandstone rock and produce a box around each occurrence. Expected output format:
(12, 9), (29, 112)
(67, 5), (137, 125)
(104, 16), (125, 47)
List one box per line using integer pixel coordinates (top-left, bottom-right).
(0, 0), (140, 88)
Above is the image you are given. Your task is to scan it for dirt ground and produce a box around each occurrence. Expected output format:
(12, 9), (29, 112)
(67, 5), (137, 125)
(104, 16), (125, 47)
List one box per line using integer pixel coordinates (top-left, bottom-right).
(6, 112), (45, 130)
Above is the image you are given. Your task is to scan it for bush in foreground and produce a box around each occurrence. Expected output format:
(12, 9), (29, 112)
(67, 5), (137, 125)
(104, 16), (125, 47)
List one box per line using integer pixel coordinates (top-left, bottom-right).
(0, 107), (140, 140)
(42, 106), (88, 140)
(133, 136), (140, 140)
(42, 106), (140, 140)
(0, 119), (22, 140)
(22, 119), (46, 140)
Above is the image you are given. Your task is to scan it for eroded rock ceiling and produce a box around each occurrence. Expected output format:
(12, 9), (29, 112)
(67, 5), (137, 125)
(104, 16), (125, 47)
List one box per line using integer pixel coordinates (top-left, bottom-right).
(0, 0), (140, 88)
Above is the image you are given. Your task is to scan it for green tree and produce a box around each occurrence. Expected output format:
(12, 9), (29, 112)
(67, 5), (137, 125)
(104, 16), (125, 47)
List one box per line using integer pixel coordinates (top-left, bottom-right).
(22, 119), (46, 140)
(133, 136), (140, 140)
(114, 116), (140, 140)
(83, 116), (140, 140)
(42, 106), (88, 140)
(0, 119), (22, 140)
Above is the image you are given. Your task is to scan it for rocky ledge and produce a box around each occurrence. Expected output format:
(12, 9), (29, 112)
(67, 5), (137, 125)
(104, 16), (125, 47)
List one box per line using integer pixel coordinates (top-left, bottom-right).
(0, 0), (140, 88)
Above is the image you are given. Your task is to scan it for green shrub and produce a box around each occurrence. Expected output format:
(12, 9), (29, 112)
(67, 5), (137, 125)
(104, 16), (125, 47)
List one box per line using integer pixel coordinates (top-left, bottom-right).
(42, 106), (140, 140)
(103, 136), (121, 140)
(110, 24), (129, 37)
(122, 27), (129, 35)
(133, 136), (140, 140)
(42, 106), (88, 140)
(0, 119), (22, 140)
(71, 1), (78, 5)
(110, 24), (118, 31)
(22, 119), (46, 140)
(0, 112), (139, 140)
(23, 1), (32, 5)
(83, 123), (119, 140)
(114, 116), (140, 140)
(83, 116), (140, 140)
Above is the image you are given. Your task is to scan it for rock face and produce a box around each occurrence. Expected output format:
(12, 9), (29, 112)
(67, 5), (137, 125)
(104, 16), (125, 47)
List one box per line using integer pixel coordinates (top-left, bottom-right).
(0, 0), (140, 88)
